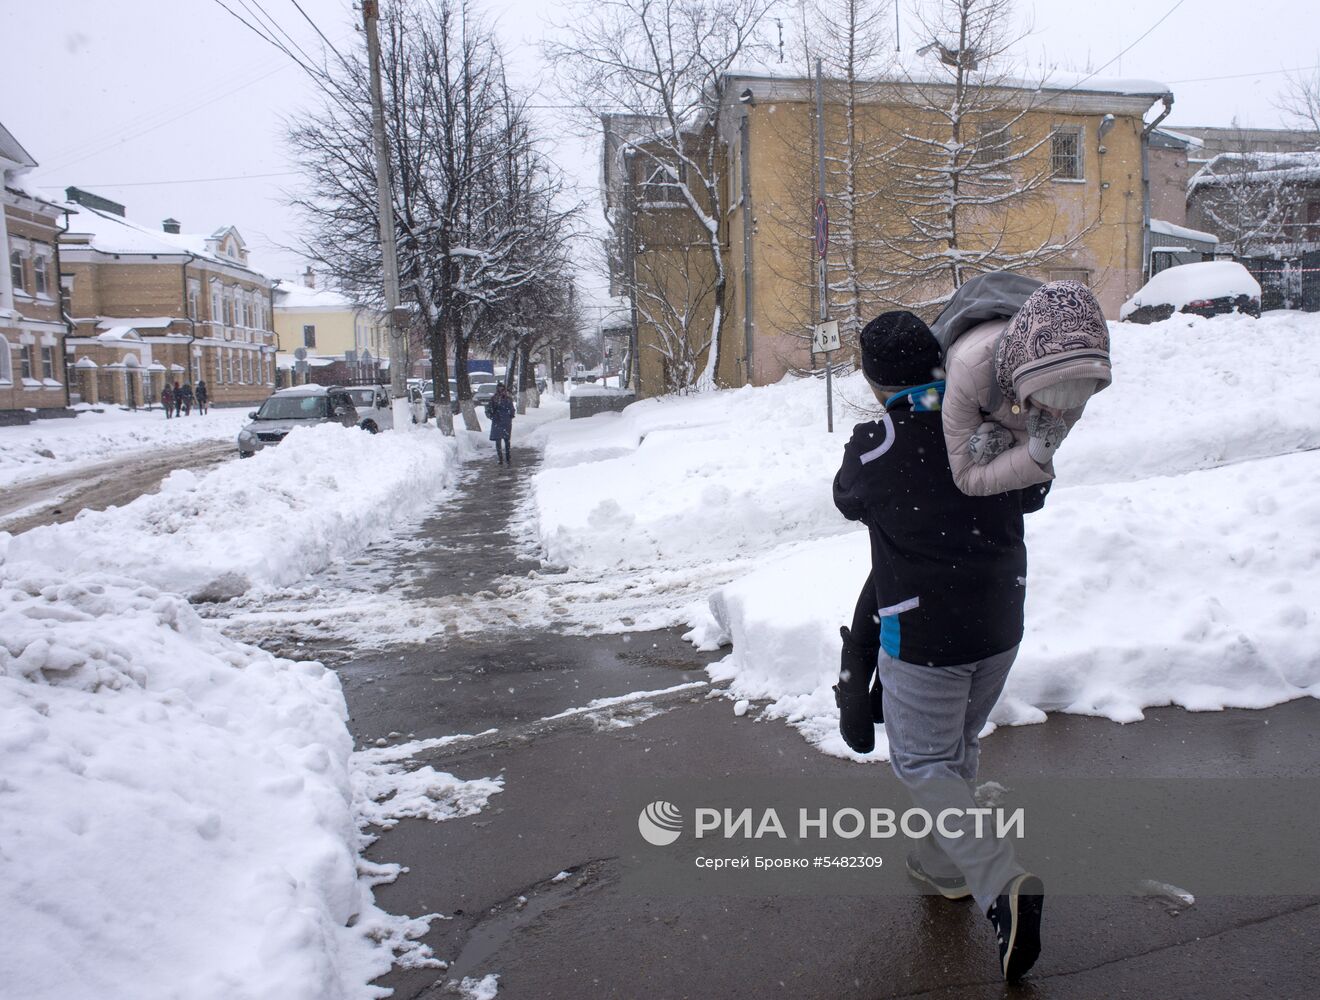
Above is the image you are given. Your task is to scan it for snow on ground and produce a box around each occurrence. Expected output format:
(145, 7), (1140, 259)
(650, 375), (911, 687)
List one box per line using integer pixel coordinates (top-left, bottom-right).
(3, 421), (464, 600)
(529, 311), (1320, 758)
(0, 422), (504, 999)
(0, 404), (249, 488)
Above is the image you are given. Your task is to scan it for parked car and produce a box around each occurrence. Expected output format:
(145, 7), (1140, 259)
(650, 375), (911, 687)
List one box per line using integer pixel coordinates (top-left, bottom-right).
(344, 384), (392, 432)
(1120, 261), (1262, 324)
(237, 384), (359, 458)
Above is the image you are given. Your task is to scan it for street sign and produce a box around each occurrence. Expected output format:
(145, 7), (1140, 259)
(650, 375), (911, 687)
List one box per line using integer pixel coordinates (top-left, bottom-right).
(294, 347), (307, 360)
(814, 197), (828, 259)
(813, 320), (840, 354)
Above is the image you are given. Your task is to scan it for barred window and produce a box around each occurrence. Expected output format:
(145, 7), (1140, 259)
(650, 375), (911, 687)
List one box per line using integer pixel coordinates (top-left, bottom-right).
(973, 121), (1011, 167)
(1051, 127), (1084, 180)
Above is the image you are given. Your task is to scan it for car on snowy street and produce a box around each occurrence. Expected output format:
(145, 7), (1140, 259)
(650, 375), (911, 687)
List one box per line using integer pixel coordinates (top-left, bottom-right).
(236, 384), (360, 457)
(1120, 261), (1262, 324)
(344, 384), (393, 433)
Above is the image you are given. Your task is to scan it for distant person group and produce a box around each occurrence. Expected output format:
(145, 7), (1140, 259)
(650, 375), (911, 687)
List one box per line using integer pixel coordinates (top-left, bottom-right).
(160, 379), (209, 418)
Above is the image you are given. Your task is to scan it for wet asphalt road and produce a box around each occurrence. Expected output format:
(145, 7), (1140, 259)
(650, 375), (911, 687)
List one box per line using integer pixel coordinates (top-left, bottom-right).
(331, 443), (1320, 1000)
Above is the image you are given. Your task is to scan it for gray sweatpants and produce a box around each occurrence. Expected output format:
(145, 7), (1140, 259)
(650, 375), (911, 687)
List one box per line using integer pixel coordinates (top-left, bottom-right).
(876, 645), (1023, 913)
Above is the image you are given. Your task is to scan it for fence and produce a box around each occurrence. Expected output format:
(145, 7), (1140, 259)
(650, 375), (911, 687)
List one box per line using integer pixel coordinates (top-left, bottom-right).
(1238, 251), (1320, 312)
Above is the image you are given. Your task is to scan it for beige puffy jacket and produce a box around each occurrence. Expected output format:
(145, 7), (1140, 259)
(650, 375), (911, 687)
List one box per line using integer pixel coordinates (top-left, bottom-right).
(943, 319), (1084, 497)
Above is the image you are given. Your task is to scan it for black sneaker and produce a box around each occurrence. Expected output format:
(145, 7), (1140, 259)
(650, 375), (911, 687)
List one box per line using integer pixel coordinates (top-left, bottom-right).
(905, 853), (971, 901)
(987, 873), (1044, 981)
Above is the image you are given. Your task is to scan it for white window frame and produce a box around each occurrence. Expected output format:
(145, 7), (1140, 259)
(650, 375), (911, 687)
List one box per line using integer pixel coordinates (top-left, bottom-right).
(33, 255), (49, 296)
(41, 345), (55, 380)
(187, 279), (200, 320)
(0, 335), (12, 383)
(19, 344), (33, 380)
(210, 281), (223, 328)
(10, 248), (26, 293)
(639, 163), (684, 206)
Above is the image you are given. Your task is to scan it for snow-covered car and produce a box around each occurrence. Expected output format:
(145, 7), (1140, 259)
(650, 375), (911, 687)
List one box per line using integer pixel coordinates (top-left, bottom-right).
(237, 385), (359, 458)
(343, 384), (392, 433)
(1120, 261), (1262, 324)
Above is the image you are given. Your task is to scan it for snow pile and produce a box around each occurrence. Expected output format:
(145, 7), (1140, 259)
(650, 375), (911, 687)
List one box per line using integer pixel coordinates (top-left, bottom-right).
(530, 311), (1320, 756)
(1120, 261), (1261, 319)
(0, 405), (249, 488)
(0, 566), (481, 999)
(0, 422), (494, 997)
(3, 422), (462, 599)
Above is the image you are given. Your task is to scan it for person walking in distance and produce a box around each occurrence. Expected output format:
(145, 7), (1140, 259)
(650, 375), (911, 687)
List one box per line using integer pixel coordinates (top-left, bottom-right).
(177, 380), (194, 416)
(832, 311), (1048, 982)
(487, 382), (515, 465)
(161, 383), (174, 419)
(172, 381), (183, 418)
(195, 379), (209, 415)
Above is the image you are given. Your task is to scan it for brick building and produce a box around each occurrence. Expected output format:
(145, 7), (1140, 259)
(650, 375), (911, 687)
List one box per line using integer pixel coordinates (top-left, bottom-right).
(2, 120), (70, 421)
(60, 189), (277, 408)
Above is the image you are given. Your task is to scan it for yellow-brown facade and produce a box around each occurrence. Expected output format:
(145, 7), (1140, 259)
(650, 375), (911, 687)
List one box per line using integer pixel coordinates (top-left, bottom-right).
(614, 73), (1169, 397)
(60, 202), (277, 408)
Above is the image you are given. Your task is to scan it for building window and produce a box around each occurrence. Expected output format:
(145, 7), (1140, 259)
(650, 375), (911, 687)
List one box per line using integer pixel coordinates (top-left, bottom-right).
(10, 249), (24, 292)
(228, 350), (236, 383)
(20, 345), (33, 381)
(33, 256), (48, 295)
(974, 120), (1011, 168)
(639, 164), (684, 205)
(188, 282), (200, 319)
(211, 284), (222, 325)
(1051, 127), (1084, 180)
(0, 336), (11, 382)
(303, 324), (317, 348)
(41, 345), (56, 380)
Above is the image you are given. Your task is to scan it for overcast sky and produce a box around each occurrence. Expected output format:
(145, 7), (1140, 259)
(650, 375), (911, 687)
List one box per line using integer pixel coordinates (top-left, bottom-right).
(2, 0), (1316, 305)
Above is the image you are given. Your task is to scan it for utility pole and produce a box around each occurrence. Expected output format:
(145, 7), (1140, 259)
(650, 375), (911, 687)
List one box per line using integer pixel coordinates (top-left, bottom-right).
(815, 57), (836, 433)
(362, 1), (411, 425)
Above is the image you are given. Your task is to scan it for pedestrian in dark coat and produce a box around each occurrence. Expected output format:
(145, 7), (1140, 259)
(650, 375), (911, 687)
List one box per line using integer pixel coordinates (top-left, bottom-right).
(178, 381), (194, 415)
(161, 384), (174, 418)
(487, 383), (515, 465)
(195, 379), (209, 414)
(832, 311), (1047, 982)
(172, 381), (183, 417)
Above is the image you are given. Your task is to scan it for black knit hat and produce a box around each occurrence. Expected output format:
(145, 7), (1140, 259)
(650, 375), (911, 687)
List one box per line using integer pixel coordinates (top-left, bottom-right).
(860, 311), (942, 388)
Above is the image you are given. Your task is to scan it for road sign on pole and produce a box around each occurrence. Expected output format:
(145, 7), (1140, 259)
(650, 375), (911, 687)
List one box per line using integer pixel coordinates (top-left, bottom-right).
(813, 320), (841, 354)
(815, 198), (828, 260)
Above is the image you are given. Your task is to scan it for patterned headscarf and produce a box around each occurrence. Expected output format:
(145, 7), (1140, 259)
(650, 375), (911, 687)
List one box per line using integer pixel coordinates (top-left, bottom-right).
(994, 280), (1111, 403)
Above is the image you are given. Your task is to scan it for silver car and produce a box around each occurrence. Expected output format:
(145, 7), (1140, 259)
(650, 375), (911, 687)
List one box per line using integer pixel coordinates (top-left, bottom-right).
(237, 384), (359, 458)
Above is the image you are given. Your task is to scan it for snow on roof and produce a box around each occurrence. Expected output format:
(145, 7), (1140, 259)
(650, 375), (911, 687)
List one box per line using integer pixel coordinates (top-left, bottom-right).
(1120, 261), (1260, 319)
(1150, 219), (1217, 245)
(62, 204), (270, 277)
(273, 280), (359, 310)
(1189, 150), (1320, 190)
(1152, 127), (1204, 149)
(97, 316), (174, 331)
(97, 327), (142, 342)
(0, 119), (37, 170)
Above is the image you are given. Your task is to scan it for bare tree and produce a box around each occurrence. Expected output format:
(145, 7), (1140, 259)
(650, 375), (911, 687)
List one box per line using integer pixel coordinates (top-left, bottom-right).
(549, 0), (776, 391)
(872, 0), (1087, 309)
(287, 0), (573, 433)
(1277, 65), (1320, 139)
(1188, 138), (1305, 256)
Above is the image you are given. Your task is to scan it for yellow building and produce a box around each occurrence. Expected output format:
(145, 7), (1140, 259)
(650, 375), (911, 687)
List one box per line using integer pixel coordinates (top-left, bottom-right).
(60, 189), (277, 407)
(273, 270), (388, 384)
(2, 121), (70, 420)
(609, 71), (1172, 396)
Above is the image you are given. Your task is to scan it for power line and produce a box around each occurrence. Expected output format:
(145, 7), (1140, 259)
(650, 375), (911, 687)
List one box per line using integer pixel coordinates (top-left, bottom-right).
(286, 0), (349, 67)
(1167, 62), (1320, 86)
(1036, 0), (1187, 105)
(37, 171), (301, 190)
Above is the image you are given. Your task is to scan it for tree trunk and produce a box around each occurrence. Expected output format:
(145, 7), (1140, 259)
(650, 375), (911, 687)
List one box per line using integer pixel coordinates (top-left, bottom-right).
(426, 311), (454, 436)
(453, 317), (479, 431)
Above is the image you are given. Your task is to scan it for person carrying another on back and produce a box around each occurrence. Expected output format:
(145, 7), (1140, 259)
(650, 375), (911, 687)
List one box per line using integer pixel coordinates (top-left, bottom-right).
(487, 382), (516, 466)
(832, 311), (1048, 982)
(931, 274), (1112, 497)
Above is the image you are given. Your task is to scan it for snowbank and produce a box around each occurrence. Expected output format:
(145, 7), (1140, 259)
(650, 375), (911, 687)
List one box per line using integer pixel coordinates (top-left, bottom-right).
(0, 405), (249, 489)
(530, 311), (1320, 755)
(0, 422), (492, 997)
(4, 422), (461, 599)
(0, 566), (481, 999)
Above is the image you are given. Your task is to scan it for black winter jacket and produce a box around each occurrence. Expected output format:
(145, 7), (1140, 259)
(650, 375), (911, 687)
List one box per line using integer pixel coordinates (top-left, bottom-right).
(833, 395), (1047, 667)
